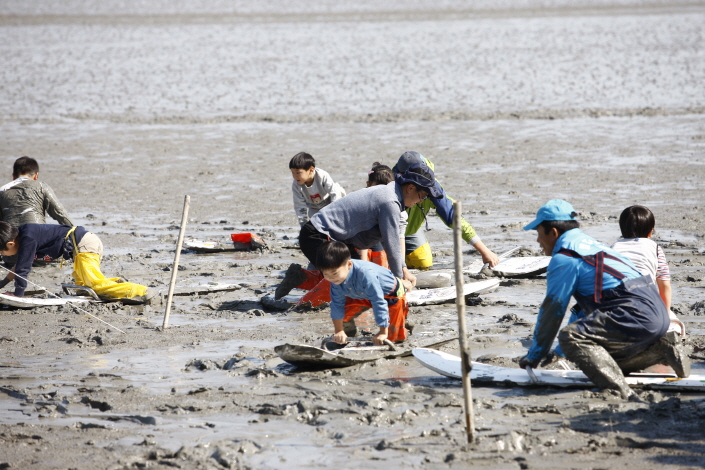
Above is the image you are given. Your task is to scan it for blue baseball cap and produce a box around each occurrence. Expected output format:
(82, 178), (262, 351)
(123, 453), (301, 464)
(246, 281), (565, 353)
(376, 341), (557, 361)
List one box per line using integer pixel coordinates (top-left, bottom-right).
(523, 199), (577, 230)
(395, 162), (443, 199)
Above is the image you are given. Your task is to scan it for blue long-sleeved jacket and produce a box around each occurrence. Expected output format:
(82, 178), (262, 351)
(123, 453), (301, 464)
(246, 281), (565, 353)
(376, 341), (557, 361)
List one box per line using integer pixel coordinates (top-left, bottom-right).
(329, 260), (398, 327)
(527, 228), (641, 362)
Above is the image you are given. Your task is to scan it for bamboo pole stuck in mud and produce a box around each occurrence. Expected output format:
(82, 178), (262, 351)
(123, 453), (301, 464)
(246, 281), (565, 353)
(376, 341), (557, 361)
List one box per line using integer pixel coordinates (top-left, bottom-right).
(162, 195), (190, 329)
(453, 201), (476, 443)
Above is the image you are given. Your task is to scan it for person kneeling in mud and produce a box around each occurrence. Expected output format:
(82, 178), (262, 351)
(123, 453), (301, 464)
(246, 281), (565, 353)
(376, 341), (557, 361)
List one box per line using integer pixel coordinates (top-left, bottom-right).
(519, 199), (690, 400)
(318, 241), (412, 345)
(0, 222), (150, 303)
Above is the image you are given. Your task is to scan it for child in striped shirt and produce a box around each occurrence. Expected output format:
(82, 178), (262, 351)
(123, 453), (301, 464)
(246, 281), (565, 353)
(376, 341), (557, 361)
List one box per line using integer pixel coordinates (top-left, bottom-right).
(612, 205), (684, 336)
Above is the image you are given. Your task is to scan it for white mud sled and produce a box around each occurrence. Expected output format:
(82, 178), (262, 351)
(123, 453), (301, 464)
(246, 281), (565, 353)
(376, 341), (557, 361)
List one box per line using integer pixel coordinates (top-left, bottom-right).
(412, 348), (705, 392)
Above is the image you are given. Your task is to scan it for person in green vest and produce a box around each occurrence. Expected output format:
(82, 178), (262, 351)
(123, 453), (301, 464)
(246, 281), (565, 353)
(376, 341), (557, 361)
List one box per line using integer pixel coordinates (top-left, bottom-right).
(392, 151), (499, 269)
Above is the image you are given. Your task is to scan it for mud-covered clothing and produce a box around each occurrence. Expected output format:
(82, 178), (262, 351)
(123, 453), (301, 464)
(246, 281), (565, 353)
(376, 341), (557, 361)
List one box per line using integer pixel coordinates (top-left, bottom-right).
(329, 260), (402, 326)
(309, 181), (406, 278)
(330, 260), (408, 342)
(612, 238), (670, 281)
(0, 177), (73, 227)
(558, 274), (669, 357)
(292, 168), (346, 226)
(404, 158), (480, 245)
(526, 228), (661, 364)
(13, 224), (88, 296)
(12, 223), (149, 300)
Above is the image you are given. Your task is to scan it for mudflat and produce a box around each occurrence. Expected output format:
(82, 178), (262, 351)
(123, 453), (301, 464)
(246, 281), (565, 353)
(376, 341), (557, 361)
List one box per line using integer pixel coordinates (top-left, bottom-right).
(1, 1), (704, 469)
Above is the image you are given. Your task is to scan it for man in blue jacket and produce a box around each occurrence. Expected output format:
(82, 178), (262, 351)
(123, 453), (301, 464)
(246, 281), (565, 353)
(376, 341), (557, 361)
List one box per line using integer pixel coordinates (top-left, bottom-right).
(519, 199), (689, 399)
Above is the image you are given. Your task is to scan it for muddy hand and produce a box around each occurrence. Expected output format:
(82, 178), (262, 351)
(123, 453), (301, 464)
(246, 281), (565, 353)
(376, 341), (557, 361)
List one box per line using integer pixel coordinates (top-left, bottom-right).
(373, 332), (388, 345)
(519, 355), (539, 370)
(333, 331), (348, 344)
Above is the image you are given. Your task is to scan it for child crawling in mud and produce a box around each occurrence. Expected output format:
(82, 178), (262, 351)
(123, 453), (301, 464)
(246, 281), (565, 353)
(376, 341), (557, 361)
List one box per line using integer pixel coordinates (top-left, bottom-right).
(0, 221), (150, 302)
(317, 241), (412, 345)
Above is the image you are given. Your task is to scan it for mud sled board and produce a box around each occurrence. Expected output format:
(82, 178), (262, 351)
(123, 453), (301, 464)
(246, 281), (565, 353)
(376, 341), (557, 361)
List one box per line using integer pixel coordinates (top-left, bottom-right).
(412, 348), (705, 392)
(407, 279), (500, 306)
(183, 233), (266, 253)
(277, 335), (458, 368)
(413, 270), (452, 289)
(171, 282), (242, 296)
(276, 338), (400, 368)
(465, 256), (550, 277)
(262, 279), (499, 310)
(0, 292), (91, 310)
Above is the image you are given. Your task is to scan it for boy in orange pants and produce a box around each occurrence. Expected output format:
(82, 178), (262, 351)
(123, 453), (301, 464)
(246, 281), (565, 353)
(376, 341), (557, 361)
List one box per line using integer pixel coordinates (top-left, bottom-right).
(317, 241), (411, 345)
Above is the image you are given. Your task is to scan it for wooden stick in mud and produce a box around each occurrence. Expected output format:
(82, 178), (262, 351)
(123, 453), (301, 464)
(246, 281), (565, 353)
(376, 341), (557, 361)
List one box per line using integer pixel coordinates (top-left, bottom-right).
(162, 195), (190, 329)
(453, 201), (476, 443)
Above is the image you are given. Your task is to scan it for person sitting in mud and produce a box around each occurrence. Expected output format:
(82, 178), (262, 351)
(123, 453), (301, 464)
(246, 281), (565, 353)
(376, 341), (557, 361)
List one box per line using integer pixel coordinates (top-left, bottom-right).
(0, 221), (151, 303)
(318, 241), (411, 345)
(0, 157), (74, 266)
(392, 151), (499, 270)
(519, 199), (690, 400)
(275, 161), (442, 302)
(611, 205), (684, 336)
(290, 151), (346, 227)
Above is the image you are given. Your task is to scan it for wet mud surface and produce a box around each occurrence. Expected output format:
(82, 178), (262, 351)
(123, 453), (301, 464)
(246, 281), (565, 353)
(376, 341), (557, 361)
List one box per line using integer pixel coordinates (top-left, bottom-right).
(2, 1), (705, 469)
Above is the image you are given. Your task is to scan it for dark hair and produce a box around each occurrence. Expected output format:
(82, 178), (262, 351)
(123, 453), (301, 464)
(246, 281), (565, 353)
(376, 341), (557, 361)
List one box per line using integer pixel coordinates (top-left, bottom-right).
(367, 162), (393, 186)
(0, 221), (19, 249)
(538, 218), (580, 235)
(619, 205), (655, 238)
(289, 152), (316, 170)
(316, 241), (351, 271)
(13, 156), (39, 178)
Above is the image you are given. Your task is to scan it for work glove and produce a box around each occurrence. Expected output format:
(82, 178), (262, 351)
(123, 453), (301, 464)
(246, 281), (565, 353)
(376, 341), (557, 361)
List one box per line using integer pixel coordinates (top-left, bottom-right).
(518, 355), (540, 370)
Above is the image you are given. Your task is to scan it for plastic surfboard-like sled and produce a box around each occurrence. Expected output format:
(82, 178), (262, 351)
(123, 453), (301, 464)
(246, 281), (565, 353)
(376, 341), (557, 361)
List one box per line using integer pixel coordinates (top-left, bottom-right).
(406, 279), (500, 306)
(276, 338), (398, 368)
(183, 233), (267, 253)
(465, 256), (550, 277)
(260, 279), (500, 310)
(276, 335), (457, 369)
(412, 348), (705, 392)
(463, 246), (550, 278)
(413, 270), (453, 289)
(0, 292), (91, 310)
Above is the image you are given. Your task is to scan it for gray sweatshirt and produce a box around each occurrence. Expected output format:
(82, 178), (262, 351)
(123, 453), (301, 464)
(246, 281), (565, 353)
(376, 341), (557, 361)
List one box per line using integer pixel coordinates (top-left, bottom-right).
(292, 168), (346, 226)
(311, 181), (406, 278)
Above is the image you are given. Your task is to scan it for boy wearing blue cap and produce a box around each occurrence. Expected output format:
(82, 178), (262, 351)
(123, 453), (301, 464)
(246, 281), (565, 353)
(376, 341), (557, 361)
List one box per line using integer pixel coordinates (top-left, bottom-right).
(275, 162), (441, 300)
(392, 151), (498, 269)
(520, 199), (689, 399)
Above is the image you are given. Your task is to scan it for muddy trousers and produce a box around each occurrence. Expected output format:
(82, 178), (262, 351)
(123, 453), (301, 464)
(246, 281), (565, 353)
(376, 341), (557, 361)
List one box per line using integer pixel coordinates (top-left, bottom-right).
(558, 325), (684, 398)
(342, 294), (409, 342)
(72, 233), (149, 300)
(298, 221), (360, 268)
(295, 245), (389, 309)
